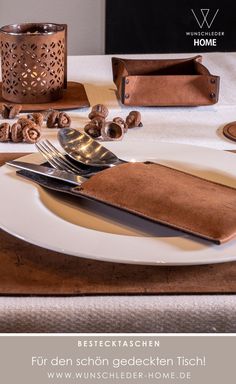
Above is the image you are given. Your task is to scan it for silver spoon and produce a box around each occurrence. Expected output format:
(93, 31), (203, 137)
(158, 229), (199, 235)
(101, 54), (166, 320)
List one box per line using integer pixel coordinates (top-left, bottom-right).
(58, 128), (127, 167)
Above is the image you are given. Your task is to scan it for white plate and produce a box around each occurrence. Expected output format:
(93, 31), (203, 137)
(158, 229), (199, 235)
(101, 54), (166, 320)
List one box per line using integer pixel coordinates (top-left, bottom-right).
(1, 141), (236, 265)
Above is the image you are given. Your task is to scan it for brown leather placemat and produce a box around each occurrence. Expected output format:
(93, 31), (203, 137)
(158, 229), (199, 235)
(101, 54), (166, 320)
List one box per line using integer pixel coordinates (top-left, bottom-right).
(0, 81), (90, 111)
(1, 153), (236, 295)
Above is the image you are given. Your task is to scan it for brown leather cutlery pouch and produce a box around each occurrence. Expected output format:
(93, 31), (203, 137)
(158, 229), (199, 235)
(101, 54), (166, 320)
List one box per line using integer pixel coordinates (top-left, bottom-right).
(112, 55), (220, 106)
(73, 162), (236, 244)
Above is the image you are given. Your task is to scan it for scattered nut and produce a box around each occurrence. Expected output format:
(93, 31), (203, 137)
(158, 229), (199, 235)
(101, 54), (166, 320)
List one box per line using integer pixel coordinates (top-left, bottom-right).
(27, 112), (44, 127)
(47, 110), (60, 128)
(91, 116), (105, 129)
(11, 122), (24, 143)
(11, 118), (42, 143)
(0, 104), (10, 119)
(101, 121), (124, 141)
(11, 117), (41, 144)
(89, 104), (109, 120)
(16, 117), (34, 128)
(22, 124), (41, 143)
(0, 103), (22, 119)
(85, 104), (143, 140)
(83, 115), (105, 138)
(113, 117), (128, 133)
(0, 123), (11, 142)
(58, 112), (71, 128)
(84, 122), (101, 138)
(9, 105), (22, 119)
(126, 111), (142, 128)
(45, 110), (71, 128)
(0, 103), (143, 144)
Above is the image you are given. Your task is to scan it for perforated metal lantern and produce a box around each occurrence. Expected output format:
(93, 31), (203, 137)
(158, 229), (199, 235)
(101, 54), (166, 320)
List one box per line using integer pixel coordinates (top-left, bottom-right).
(0, 23), (67, 103)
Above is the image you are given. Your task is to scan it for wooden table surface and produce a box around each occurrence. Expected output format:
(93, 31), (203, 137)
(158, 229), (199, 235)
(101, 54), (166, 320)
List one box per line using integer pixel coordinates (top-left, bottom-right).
(1, 152), (236, 295)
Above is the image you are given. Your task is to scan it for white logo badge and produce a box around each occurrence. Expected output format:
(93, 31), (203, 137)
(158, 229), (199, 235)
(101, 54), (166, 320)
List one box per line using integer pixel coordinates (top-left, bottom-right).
(191, 9), (219, 29)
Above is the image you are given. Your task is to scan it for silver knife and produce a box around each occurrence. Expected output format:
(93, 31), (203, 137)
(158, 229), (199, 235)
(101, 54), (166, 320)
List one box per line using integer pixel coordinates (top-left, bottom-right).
(6, 161), (87, 186)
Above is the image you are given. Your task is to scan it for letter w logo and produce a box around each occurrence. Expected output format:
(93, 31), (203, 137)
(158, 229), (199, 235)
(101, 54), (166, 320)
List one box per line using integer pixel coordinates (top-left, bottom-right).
(191, 9), (219, 29)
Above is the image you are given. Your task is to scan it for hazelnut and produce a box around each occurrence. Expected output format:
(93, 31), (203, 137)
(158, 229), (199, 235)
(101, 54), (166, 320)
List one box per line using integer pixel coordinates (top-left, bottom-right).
(0, 123), (11, 142)
(58, 112), (71, 128)
(27, 112), (44, 127)
(22, 124), (41, 143)
(0, 103), (22, 119)
(84, 122), (101, 138)
(91, 116), (105, 129)
(9, 104), (22, 119)
(11, 122), (24, 143)
(0, 104), (10, 119)
(17, 117), (34, 128)
(126, 111), (143, 128)
(101, 121), (124, 141)
(88, 104), (109, 120)
(113, 117), (128, 133)
(47, 110), (60, 128)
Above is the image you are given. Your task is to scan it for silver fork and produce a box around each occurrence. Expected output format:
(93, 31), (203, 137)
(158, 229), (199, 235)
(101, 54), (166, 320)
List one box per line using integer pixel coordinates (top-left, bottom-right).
(35, 140), (95, 176)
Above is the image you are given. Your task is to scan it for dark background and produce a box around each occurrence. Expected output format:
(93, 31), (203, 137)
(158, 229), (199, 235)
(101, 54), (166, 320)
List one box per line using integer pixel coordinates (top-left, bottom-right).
(106, 0), (236, 54)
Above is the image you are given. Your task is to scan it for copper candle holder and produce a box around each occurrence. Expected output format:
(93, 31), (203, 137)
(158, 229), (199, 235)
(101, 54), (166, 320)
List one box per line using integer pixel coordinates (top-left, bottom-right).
(0, 23), (67, 104)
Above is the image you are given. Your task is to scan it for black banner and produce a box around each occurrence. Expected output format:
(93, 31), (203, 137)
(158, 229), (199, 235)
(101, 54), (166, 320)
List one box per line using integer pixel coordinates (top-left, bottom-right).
(106, 0), (235, 53)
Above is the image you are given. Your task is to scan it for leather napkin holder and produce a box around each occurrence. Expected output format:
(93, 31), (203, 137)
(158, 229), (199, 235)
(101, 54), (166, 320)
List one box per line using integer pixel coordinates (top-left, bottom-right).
(112, 55), (220, 106)
(19, 162), (236, 244)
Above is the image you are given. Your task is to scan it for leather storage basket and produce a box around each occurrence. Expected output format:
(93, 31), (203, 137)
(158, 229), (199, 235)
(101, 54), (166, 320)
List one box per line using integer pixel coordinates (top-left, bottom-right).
(112, 55), (220, 106)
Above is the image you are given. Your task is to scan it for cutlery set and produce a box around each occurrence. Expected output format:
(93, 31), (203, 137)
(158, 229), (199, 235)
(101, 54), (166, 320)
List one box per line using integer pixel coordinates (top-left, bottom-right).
(6, 129), (236, 245)
(7, 129), (121, 183)
(6, 161), (87, 186)
(58, 128), (127, 167)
